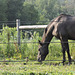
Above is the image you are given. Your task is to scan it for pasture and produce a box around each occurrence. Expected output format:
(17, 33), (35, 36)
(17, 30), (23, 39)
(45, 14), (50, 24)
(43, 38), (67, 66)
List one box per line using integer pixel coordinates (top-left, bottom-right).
(0, 61), (75, 75)
(0, 26), (75, 75)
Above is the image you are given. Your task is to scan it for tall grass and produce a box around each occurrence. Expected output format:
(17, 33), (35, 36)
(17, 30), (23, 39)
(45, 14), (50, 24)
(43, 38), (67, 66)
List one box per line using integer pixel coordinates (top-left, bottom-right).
(0, 26), (75, 61)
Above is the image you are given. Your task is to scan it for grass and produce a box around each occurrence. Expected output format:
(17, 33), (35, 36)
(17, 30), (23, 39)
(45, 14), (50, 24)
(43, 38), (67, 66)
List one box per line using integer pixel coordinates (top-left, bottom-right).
(0, 26), (75, 75)
(0, 61), (75, 75)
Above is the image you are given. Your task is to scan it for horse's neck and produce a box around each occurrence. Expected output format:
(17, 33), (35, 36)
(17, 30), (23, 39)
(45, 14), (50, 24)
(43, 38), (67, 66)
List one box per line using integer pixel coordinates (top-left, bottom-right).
(41, 25), (54, 46)
(44, 33), (53, 45)
(41, 30), (53, 46)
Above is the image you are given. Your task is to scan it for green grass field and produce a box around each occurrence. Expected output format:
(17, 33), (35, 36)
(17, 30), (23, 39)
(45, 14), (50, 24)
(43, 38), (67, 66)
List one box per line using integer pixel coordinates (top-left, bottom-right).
(0, 61), (75, 75)
(0, 26), (75, 75)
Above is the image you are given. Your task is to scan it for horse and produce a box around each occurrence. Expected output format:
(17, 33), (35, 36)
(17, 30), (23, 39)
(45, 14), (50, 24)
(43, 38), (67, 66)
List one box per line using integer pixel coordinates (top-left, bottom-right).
(37, 14), (75, 65)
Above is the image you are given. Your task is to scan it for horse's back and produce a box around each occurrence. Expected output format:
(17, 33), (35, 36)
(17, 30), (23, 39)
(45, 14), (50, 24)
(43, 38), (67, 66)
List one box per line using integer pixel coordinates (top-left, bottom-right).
(50, 14), (75, 39)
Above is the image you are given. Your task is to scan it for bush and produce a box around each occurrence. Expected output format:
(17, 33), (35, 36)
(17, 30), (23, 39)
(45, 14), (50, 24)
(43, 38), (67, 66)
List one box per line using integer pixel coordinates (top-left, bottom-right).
(0, 26), (75, 61)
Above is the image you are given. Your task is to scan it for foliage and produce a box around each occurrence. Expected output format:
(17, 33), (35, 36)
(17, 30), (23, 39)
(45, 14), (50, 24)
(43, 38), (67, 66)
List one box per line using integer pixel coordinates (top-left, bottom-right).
(25, 0), (75, 22)
(0, 26), (75, 62)
(35, 0), (60, 21)
(20, 2), (39, 25)
(0, 0), (7, 21)
(0, 0), (39, 28)
(6, 0), (23, 22)
(0, 0), (75, 25)
(0, 26), (75, 74)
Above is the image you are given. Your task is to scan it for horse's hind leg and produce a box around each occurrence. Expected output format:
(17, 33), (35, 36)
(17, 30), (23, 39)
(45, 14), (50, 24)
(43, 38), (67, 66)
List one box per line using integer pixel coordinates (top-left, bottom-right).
(66, 48), (71, 65)
(61, 39), (71, 65)
(63, 41), (71, 64)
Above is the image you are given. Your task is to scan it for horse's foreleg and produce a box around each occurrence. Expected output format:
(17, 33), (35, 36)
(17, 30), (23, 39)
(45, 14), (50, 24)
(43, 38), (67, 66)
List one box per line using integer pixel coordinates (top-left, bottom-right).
(61, 39), (67, 65)
(63, 42), (71, 64)
(62, 49), (66, 65)
(61, 43), (66, 65)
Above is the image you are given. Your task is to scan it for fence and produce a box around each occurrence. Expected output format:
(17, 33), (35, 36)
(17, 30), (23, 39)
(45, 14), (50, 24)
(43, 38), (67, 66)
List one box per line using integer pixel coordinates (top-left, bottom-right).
(0, 20), (48, 62)
(16, 19), (47, 46)
(0, 20), (75, 62)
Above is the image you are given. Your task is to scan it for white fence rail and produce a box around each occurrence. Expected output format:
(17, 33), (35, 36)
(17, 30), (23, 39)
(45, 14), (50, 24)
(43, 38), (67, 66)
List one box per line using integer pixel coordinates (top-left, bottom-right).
(16, 19), (47, 46)
(19, 25), (47, 29)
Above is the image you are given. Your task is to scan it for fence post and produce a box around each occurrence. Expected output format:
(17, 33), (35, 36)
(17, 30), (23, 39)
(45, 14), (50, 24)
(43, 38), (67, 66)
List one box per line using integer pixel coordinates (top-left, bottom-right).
(16, 19), (20, 46)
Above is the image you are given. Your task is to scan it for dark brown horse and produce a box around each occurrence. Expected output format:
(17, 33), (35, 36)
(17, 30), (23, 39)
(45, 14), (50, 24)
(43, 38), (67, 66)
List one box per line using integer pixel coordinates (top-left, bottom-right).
(37, 14), (75, 65)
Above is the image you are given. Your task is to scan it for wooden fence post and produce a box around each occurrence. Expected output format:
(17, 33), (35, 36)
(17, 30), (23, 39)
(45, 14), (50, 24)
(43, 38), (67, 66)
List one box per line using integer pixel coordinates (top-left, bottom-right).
(16, 19), (20, 46)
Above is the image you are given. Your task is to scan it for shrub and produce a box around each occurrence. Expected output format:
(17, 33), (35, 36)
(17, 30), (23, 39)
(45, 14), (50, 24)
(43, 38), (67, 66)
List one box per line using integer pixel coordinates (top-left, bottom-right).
(0, 26), (75, 61)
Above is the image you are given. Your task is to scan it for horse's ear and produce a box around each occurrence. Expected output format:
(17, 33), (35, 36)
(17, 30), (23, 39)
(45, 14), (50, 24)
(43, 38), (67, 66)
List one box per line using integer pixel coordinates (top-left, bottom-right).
(38, 40), (43, 46)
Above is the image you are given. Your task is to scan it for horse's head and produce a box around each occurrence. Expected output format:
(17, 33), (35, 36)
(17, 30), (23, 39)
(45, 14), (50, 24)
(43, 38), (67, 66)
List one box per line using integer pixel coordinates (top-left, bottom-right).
(37, 40), (49, 62)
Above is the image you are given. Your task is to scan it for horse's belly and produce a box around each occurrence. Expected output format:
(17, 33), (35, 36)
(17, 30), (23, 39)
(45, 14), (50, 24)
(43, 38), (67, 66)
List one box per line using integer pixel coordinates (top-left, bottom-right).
(67, 30), (75, 39)
(68, 34), (75, 40)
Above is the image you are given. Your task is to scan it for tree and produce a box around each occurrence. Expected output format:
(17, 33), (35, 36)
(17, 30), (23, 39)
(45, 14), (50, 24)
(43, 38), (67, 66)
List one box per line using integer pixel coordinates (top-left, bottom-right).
(44, 0), (61, 20)
(6, 0), (24, 21)
(20, 2), (39, 24)
(6, 0), (39, 25)
(34, 0), (61, 22)
(0, 0), (7, 21)
(62, 0), (75, 15)
(34, 0), (49, 24)
(58, 0), (75, 15)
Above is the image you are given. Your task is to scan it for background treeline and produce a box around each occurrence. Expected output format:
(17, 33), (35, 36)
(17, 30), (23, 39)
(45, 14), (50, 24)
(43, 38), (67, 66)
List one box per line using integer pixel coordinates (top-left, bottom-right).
(0, 0), (75, 26)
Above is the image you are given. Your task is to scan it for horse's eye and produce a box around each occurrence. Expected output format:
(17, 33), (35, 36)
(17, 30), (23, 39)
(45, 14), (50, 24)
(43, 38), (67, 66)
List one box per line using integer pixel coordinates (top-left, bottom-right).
(38, 49), (40, 51)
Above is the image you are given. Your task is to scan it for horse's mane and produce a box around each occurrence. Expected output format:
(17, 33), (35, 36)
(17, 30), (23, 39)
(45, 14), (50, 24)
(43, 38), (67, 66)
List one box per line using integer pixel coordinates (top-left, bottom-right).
(41, 14), (72, 43)
(60, 14), (72, 17)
